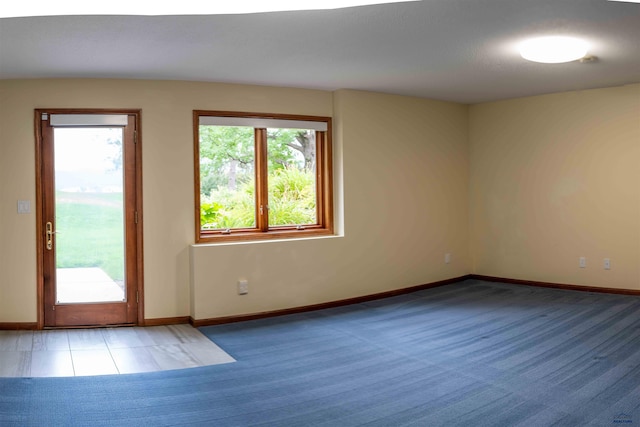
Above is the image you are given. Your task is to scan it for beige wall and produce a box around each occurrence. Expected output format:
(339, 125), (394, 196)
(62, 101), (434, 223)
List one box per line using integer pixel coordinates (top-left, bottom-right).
(0, 83), (39, 322)
(0, 80), (470, 323)
(191, 90), (470, 319)
(469, 84), (640, 290)
(3, 78), (635, 325)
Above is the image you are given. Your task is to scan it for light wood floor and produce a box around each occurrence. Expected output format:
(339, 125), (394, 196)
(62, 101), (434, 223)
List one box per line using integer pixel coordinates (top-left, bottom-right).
(0, 324), (235, 377)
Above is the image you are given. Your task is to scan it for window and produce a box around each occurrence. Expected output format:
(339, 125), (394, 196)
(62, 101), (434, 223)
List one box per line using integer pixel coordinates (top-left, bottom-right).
(194, 111), (333, 242)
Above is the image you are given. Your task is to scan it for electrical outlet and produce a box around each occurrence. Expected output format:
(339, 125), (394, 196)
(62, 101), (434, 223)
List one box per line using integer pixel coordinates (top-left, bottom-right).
(579, 257), (586, 268)
(237, 279), (248, 295)
(604, 258), (611, 270)
(445, 253), (451, 264)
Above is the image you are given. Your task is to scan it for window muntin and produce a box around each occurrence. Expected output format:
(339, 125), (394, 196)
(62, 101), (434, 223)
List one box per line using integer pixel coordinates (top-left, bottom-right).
(194, 111), (332, 242)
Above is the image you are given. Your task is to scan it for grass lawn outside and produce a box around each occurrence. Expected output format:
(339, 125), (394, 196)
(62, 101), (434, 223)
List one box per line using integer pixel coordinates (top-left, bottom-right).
(55, 191), (125, 282)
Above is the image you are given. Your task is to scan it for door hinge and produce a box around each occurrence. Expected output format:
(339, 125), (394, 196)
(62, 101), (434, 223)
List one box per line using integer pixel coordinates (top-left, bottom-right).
(134, 211), (138, 224)
(134, 130), (138, 144)
(136, 291), (139, 304)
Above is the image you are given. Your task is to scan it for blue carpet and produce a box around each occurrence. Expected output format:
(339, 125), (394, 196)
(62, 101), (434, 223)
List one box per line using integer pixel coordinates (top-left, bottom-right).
(1, 279), (639, 426)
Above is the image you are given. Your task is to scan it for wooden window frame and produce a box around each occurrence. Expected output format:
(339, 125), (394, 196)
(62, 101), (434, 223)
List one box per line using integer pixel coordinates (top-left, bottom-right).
(194, 110), (333, 243)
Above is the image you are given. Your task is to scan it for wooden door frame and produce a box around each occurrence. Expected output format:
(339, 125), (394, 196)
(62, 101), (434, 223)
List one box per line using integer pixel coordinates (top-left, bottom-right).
(35, 108), (144, 329)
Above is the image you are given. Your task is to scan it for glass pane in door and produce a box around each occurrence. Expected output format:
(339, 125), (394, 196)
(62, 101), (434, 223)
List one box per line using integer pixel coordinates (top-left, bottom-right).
(54, 128), (126, 303)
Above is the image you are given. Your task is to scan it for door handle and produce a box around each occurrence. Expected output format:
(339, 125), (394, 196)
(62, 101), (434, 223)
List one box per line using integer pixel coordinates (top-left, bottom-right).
(45, 221), (59, 250)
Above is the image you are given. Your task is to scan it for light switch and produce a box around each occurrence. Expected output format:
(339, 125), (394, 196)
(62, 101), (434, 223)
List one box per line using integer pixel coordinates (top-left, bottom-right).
(17, 200), (31, 214)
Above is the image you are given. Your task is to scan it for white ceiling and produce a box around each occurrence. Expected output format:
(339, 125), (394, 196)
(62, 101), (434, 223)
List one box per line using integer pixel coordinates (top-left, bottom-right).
(1, 0), (639, 103)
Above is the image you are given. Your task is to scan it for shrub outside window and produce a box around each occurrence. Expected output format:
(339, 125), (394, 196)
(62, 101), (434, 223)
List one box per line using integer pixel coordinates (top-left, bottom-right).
(194, 111), (333, 242)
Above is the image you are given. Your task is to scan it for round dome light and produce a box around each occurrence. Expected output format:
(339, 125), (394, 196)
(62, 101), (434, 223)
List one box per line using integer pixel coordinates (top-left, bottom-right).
(519, 36), (589, 63)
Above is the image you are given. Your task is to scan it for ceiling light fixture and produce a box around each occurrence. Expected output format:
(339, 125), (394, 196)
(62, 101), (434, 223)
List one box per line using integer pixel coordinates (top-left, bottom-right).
(519, 36), (590, 64)
(0, 0), (419, 18)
